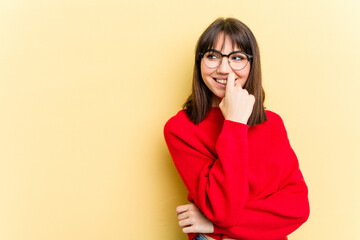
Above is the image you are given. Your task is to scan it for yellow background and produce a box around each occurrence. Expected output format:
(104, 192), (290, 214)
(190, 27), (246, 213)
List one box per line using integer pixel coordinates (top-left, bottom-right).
(1, 0), (359, 239)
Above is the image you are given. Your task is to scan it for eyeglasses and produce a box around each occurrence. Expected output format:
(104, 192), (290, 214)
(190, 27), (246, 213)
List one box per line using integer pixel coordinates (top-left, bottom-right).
(199, 49), (253, 70)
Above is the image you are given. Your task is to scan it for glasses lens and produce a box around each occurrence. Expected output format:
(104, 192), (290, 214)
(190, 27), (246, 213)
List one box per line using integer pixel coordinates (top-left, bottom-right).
(203, 51), (222, 68)
(229, 52), (249, 70)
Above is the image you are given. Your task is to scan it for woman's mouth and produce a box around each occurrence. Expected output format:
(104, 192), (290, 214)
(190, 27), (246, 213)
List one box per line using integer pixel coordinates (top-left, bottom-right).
(213, 78), (238, 85)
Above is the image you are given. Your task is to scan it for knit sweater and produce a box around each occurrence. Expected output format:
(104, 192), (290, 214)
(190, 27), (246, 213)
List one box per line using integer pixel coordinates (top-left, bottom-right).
(163, 107), (310, 240)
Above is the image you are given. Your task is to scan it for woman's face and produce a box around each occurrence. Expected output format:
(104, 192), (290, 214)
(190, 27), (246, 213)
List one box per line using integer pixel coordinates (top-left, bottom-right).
(201, 33), (251, 107)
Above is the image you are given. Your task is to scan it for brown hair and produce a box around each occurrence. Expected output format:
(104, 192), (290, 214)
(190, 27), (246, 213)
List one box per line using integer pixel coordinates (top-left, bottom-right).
(183, 17), (267, 126)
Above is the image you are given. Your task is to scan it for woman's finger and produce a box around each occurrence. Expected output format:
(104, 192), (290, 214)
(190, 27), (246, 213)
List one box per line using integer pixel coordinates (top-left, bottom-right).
(177, 210), (190, 220)
(179, 217), (192, 227)
(176, 204), (191, 215)
(225, 72), (236, 94)
(182, 225), (196, 233)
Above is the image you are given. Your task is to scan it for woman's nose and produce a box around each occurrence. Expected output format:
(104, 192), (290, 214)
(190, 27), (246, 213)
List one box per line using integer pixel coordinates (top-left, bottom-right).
(216, 57), (232, 73)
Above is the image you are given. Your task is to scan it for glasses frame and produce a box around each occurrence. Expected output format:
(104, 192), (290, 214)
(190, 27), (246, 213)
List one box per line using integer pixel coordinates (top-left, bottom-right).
(199, 49), (253, 70)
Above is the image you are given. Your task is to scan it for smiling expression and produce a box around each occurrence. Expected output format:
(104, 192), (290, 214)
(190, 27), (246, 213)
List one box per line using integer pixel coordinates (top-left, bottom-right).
(200, 32), (251, 107)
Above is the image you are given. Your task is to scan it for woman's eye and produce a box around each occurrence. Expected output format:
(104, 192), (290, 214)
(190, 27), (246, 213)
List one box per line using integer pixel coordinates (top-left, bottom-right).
(206, 54), (218, 59)
(231, 55), (244, 61)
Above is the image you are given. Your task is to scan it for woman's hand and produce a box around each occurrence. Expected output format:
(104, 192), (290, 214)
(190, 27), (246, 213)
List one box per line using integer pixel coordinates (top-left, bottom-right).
(176, 203), (214, 234)
(219, 72), (255, 125)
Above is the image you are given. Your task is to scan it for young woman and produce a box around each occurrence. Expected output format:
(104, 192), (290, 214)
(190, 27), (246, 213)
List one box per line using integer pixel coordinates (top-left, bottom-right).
(163, 17), (310, 240)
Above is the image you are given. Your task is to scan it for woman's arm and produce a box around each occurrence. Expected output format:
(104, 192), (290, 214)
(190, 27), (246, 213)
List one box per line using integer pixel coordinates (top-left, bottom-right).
(176, 149), (309, 240)
(164, 117), (250, 228)
(212, 117), (310, 240)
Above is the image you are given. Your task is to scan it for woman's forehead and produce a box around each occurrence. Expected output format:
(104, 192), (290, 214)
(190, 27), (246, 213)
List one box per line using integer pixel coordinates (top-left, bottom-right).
(212, 33), (241, 51)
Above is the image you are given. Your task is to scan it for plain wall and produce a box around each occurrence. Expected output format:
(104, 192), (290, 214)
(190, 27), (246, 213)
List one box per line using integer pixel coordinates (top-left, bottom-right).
(1, 0), (359, 239)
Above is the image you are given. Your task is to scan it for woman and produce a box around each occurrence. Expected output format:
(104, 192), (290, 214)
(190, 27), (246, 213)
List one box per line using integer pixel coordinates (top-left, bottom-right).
(163, 17), (310, 240)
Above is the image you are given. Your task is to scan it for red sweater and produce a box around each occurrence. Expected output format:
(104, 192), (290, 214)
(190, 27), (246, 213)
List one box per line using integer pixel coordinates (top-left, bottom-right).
(163, 107), (309, 240)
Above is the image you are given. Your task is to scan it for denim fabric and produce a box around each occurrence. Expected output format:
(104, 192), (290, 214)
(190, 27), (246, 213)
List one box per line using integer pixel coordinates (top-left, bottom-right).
(193, 233), (208, 240)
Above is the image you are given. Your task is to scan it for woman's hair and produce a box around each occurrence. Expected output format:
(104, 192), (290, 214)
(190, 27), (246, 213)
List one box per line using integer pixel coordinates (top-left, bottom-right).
(182, 17), (267, 126)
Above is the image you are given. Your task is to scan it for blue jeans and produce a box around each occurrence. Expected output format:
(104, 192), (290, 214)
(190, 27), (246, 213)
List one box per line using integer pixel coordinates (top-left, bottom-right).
(193, 233), (208, 240)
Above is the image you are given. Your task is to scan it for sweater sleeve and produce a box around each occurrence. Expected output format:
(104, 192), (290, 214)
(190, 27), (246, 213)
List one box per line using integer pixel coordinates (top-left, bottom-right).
(164, 118), (250, 228)
(213, 117), (310, 240)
